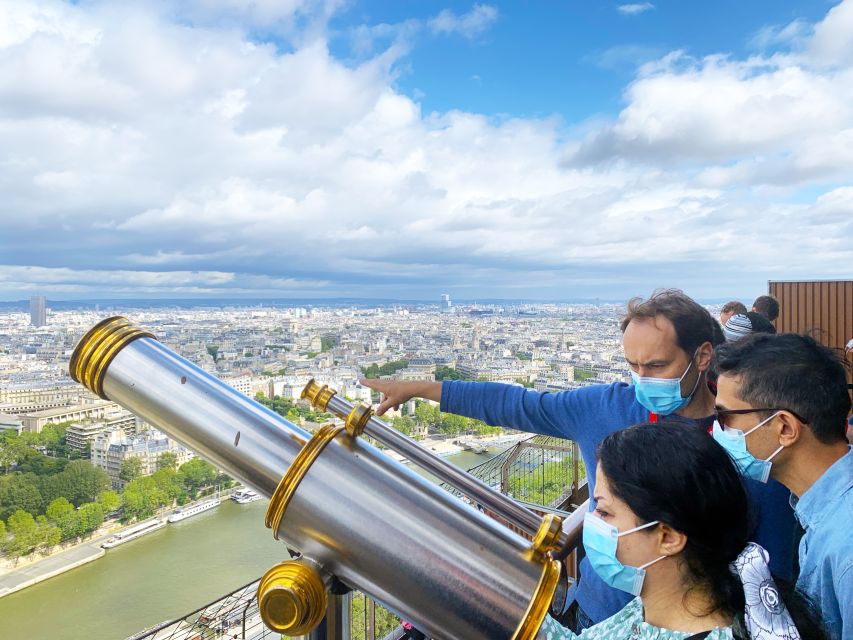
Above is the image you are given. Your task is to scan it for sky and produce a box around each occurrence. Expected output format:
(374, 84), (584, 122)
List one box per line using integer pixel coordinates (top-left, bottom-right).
(0, 0), (851, 302)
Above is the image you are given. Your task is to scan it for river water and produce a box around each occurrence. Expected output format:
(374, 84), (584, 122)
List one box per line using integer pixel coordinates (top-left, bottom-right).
(0, 449), (497, 640)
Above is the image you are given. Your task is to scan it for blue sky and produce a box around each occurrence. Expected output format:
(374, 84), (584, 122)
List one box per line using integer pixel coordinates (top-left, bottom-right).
(335, 1), (831, 121)
(0, 0), (850, 301)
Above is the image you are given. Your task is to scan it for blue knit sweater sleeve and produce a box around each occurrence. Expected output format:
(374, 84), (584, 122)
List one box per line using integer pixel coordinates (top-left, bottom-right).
(440, 380), (621, 442)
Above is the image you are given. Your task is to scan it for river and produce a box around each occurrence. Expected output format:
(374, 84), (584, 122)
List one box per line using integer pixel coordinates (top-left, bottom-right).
(0, 448), (498, 640)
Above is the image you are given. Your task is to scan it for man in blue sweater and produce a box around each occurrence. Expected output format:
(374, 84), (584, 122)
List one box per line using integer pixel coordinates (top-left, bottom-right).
(361, 289), (796, 631)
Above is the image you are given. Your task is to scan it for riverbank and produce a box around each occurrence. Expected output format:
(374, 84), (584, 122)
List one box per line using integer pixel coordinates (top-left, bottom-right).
(0, 539), (105, 597)
(0, 494), (225, 598)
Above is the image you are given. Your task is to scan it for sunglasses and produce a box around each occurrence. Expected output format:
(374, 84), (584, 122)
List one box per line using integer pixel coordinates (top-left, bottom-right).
(715, 407), (808, 429)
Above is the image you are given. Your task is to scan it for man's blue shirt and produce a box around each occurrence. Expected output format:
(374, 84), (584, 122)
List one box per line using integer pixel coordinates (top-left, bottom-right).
(793, 446), (853, 640)
(441, 380), (797, 623)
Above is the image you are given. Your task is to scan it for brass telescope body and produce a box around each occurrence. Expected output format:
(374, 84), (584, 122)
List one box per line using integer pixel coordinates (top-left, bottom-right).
(70, 318), (566, 639)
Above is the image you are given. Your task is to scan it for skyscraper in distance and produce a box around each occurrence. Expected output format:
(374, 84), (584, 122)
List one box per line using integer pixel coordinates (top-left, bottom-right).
(30, 295), (47, 327)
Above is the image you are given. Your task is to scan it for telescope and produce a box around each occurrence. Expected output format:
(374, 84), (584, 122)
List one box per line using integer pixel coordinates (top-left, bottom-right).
(69, 317), (584, 639)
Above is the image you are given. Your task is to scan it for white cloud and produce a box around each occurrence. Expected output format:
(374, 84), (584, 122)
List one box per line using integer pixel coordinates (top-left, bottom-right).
(0, 0), (850, 300)
(617, 3), (655, 16)
(428, 4), (498, 39)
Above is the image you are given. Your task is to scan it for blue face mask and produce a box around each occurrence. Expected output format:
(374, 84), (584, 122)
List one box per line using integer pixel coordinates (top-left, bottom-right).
(583, 512), (666, 596)
(630, 352), (700, 416)
(712, 415), (783, 483)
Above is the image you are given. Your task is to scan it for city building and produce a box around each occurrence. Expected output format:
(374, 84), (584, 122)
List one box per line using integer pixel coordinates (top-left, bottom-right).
(66, 410), (141, 455)
(91, 429), (194, 489)
(0, 412), (24, 435)
(0, 382), (87, 415)
(29, 295), (47, 327)
(20, 401), (114, 433)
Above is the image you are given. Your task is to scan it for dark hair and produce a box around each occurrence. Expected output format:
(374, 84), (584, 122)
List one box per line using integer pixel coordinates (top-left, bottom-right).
(598, 423), (826, 638)
(620, 289), (724, 354)
(598, 423), (749, 618)
(752, 295), (780, 322)
(721, 301), (748, 316)
(713, 333), (851, 444)
(745, 311), (776, 335)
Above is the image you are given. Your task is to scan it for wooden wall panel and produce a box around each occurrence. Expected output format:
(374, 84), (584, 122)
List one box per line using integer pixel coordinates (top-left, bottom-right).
(769, 280), (853, 385)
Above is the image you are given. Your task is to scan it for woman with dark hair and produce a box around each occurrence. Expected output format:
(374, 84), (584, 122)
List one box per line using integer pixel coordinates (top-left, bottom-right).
(539, 423), (823, 640)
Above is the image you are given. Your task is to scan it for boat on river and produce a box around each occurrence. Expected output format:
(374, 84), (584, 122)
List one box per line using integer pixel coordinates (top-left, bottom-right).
(102, 519), (166, 549)
(167, 498), (221, 523)
(230, 488), (261, 504)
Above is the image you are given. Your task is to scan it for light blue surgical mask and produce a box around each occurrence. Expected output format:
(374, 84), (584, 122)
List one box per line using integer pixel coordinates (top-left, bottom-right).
(630, 352), (700, 416)
(712, 415), (783, 483)
(583, 512), (666, 596)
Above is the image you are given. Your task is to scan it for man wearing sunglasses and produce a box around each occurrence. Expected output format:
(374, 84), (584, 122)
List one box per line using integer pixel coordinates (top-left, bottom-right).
(713, 333), (852, 640)
(361, 289), (797, 632)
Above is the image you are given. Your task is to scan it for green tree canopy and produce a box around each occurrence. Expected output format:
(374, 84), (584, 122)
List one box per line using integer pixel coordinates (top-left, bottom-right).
(122, 476), (170, 521)
(6, 509), (38, 559)
(119, 457), (144, 484)
(0, 473), (43, 521)
(361, 360), (409, 379)
(157, 451), (178, 471)
(46, 497), (79, 541)
(178, 458), (218, 497)
(77, 502), (104, 537)
(42, 460), (110, 506)
(97, 490), (121, 514)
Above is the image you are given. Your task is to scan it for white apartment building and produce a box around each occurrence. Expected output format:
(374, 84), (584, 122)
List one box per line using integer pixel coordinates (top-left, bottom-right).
(92, 429), (194, 489)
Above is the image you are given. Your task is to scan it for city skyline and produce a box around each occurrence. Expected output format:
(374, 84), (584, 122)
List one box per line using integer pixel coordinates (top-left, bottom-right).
(1, 1), (851, 301)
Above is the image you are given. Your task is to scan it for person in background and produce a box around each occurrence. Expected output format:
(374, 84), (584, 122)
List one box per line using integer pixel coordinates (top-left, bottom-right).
(361, 289), (797, 632)
(722, 312), (776, 342)
(538, 423), (824, 640)
(720, 301), (748, 327)
(751, 295), (780, 323)
(713, 333), (852, 640)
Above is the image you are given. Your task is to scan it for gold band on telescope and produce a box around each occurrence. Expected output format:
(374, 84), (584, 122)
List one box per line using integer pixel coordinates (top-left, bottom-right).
(512, 557), (562, 640)
(344, 404), (373, 437)
(265, 423), (346, 540)
(69, 316), (155, 399)
(301, 379), (335, 411)
(529, 513), (563, 560)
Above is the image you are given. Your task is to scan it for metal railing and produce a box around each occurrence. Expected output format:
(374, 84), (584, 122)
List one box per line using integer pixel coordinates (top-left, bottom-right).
(125, 578), (275, 640)
(439, 435), (586, 511)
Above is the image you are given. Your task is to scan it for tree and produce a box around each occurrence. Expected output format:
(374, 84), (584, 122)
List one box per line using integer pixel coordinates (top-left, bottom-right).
(0, 433), (28, 474)
(157, 451), (178, 471)
(46, 497), (80, 541)
(206, 345), (220, 362)
(390, 416), (416, 438)
(35, 515), (61, 555)
(120, 457), (144, 483)
(178, 458), (218, 497)
(77, 502), (104, 537)
(41, 460), (109, 506)
(97, 490), (121, 514)
(435, 366), (466, 381)
(122, 477), (170, 521)
(320, 336), (337, 352)
(414, 402), (441, 430)
(0, 473), (43, 521)
(6, 509), (38, 559)
(0, 518), (6, 545)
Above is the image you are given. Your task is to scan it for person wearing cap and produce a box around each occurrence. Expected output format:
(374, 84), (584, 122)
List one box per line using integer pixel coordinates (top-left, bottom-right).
(722, 312), (776, 342)
(713, 333), (852, 639)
